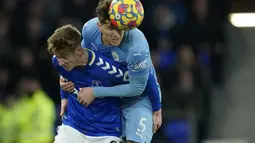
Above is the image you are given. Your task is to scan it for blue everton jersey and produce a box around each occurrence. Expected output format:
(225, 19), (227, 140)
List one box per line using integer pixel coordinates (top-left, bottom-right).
(81, 18), (161, 111)
(52, 49), (129, 137)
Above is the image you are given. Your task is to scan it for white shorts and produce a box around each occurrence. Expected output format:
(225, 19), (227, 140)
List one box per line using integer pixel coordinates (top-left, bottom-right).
(54, 125), (121, 143)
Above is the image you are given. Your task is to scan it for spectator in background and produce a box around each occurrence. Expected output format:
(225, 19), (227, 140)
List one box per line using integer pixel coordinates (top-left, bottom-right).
(0, 11), (11, 56)
(155, 37), (177, 90)
(0, 66), (10, 95)
(169, 70), (203, 114)
(198, 43), (211, 88)
(14, 77), (55, 143)
(193, 0), (208, 22)
(157, 37), (176, 70)
(17, 47), (37, 78)
(154, 3), (175, 35)
(0, 92), (19, 143)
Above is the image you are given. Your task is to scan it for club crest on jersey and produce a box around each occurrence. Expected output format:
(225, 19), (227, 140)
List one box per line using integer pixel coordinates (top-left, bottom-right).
(112, 51), (119, 61)
(91, 80), (103, 87)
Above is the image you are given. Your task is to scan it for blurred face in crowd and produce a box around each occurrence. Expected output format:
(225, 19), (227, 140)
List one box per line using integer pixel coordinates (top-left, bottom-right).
(158, 37), (172, 51)
(19, 48), (34, 68)
(0, 12), (9, 37)
(179, 70), (194, 92)
(18, 77), (41, 95)
(54, 46), (85, 71)
(98, 22), (125, 46)
(179, 45), (194, 66)
(0, 67), (9, 88)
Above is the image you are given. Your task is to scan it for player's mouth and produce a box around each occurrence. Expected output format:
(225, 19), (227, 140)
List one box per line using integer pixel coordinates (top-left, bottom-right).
(112, 38), (120, 43)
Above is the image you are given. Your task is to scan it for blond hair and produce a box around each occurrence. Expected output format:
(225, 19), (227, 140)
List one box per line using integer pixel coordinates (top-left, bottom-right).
(47, 24), (81, 56)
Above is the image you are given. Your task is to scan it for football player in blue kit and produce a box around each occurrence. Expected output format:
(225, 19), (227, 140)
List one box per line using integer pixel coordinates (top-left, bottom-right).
(49, 25), (160, 143)
(48, 25), (123, 143)
(59, 0), (162, 143)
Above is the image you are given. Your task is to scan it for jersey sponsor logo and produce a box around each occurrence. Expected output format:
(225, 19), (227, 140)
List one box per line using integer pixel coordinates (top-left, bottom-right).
(133, 59), (149, 71)
(112, 51), (119, 61)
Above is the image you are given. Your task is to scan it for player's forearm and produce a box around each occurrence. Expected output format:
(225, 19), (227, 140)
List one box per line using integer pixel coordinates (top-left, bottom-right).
(146, 74), (162, 111)
(148, 90), (162, 111)
(93, 73), (149, 97)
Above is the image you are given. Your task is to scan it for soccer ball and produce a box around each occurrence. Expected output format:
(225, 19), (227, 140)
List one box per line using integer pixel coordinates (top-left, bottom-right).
(108, 0), (144, 30)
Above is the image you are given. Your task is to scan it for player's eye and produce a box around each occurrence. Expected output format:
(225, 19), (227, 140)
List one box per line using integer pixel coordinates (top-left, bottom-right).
(110, 23), (118, 30)
(59, 55), (68, 60)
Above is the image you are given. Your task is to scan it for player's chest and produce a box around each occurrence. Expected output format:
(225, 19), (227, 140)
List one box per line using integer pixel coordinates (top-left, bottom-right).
(61, 68), (111, 87)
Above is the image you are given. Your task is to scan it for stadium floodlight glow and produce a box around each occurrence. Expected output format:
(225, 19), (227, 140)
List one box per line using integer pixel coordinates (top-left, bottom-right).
(229, 13), (255, 27)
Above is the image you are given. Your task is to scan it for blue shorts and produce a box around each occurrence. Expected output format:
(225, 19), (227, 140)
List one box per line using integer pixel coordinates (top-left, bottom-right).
(121, 97), (153, 143)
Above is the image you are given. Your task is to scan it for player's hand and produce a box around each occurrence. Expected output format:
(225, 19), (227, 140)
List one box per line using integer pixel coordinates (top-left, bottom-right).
(153, 108), (162, 133)
(60, 99), (68, 118)
(59, 76), (74, 92)
(77, 87), (96, 107)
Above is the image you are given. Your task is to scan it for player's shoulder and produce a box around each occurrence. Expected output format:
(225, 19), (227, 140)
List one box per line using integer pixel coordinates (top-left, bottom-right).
(82, 17), (100, 42)
(52, 55), (65, 70)
(127, 28), (146, 41)
(124, 28), (149, 54)
(52, 55), (58, 67)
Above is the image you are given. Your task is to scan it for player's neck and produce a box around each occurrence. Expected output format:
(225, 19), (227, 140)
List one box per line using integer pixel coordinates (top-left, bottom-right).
(76, 49), (89, 67)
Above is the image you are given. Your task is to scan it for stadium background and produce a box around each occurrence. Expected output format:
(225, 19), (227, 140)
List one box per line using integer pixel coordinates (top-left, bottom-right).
(1, 0), (254, 143)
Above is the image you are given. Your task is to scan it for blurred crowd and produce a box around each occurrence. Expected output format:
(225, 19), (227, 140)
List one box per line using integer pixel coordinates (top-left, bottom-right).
(0, 0), (227, 142)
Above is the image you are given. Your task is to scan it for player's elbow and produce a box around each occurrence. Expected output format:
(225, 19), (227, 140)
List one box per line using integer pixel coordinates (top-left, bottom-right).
(130, 83), (146, 96)
(128, 72), (149, 96)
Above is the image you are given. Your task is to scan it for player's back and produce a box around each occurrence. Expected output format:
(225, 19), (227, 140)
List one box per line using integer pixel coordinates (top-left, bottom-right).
(52, 49), (127, 137)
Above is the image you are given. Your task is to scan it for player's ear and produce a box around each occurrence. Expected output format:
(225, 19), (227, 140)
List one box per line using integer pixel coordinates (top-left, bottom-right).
(75, 46), (83, 56)
(97, 22), (102, 32)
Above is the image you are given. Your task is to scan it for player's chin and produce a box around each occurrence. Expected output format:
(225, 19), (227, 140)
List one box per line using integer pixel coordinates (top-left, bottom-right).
(111, 43), (120, 47)
(65, 67), (73, 71)
(111, 40), (121, 46)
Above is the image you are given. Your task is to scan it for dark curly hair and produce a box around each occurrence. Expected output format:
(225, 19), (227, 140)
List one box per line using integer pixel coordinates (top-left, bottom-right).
(96, 0), (112, 24)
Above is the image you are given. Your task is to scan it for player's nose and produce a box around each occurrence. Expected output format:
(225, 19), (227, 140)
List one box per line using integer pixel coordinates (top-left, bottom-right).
(112, 30), (120, 38)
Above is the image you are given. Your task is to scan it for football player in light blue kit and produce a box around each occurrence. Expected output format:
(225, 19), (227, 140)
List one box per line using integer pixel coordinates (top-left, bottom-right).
(60, 0), (162, 143)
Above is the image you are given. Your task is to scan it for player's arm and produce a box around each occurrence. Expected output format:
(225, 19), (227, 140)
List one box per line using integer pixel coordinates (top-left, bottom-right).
(93, 49), (149, 97)
(146, 73), (162, 111)
(92, 30), (151, 97)
(92, 31), (161, 111)
(60, 84), (69, 99)
(93, 50), (161, 111)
